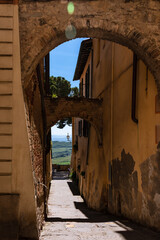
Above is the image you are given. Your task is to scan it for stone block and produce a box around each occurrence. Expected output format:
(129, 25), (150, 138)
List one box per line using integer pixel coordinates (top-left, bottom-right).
(0, 82), (12, 94)
(0, 30), (12, 42)
(0, 17), (13, 29)
(0, 95), (12, 107)
(0, 43), (12, 55)
(0, 56), (12, 68)
(0, 176), (11, 193)
(0, 70), (12, 81)
(0, 5), (13, 17)
(0, 148), (12, 160)
(0, 161), (11, 174)
(0, 109), (12, 122)
(0, 135), (12, 147)
(0, 123), (12, 134)
(0, 70), (13, 82)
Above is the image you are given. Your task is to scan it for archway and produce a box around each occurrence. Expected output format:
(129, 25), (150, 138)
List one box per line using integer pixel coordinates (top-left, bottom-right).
(18, 0), (160, 236)
(19, 0), (160, 92)
(45, 96), (103, 145)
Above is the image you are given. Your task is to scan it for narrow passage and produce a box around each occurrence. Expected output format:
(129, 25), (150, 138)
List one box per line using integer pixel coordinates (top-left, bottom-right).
(40, 171), (160, 240)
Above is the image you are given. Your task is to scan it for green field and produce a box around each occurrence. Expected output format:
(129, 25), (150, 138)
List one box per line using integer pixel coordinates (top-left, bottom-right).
(52, 141), (72, 165)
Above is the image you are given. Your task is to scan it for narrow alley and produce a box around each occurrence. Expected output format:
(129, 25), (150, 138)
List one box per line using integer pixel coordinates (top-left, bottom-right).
(40, 172), (160, 240)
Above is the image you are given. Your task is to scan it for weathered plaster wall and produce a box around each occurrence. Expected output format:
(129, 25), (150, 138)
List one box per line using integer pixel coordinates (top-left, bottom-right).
(72, 39), (160, 230)
(109, 44), (159, 229)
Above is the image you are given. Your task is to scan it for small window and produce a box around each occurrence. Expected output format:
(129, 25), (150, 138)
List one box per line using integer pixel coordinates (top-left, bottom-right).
(83, 120), (90, 137)
(79, 79), (84, 97)
(78, 120), (82, 137)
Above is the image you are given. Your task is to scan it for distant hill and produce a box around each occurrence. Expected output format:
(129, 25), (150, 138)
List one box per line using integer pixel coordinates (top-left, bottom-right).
(51, 141), (72, 165)
(51, 135), (72, 142)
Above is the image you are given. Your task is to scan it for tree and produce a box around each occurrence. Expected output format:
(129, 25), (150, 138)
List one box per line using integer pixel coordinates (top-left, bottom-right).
(70, 87), (79, 97)
(49, 76), (79, 128)
(50, 76), (71, 97)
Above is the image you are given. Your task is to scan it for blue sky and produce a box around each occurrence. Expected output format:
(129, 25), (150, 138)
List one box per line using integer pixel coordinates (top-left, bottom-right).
(50, 38), (86, 136)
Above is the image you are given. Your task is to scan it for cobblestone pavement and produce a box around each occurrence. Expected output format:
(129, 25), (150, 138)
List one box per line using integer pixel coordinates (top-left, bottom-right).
(40, 171), (160, 240)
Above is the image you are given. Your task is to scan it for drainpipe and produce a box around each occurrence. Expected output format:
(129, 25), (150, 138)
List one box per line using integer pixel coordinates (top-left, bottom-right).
(131, 53), (138, 124)
(36, 64), (47, 220)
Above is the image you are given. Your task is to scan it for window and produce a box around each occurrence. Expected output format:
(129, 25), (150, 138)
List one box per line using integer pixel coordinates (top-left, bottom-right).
(78, 120), (82, 137)
(83, 120), (90, 137)
(79, 78), (84, 97)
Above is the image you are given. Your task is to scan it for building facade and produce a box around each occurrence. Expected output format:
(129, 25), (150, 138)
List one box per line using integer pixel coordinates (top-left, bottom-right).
(72, 38), (160, 230)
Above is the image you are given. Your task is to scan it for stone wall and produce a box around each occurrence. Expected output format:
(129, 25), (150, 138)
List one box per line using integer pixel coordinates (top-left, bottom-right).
(24, 65), (45, 231)
(19, 0), (160, 94)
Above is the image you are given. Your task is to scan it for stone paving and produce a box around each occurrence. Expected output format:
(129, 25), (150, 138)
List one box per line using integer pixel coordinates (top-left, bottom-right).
(40, 171), (160, 240)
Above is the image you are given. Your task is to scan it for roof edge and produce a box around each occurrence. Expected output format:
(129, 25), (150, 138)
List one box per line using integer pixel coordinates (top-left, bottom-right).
(73, 38), (92, 81)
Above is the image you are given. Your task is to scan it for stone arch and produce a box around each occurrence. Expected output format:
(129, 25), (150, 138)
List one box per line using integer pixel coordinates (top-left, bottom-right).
(45, 97), (103, 145)
(19, 0), (160, 92)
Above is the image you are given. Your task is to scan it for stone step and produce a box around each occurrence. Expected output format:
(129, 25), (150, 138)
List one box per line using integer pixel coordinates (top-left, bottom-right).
(0, 17), (13, 29)
(0, 69), (12, 81)
(0, 43), (12, 55)
(0, 135), (12, 147)
(0, 109), (12, 122)
(0, 4), (13, 17)
(0, 30), (12, 42)
(0, 56), (12, 68)
(0, 148), (12, 160)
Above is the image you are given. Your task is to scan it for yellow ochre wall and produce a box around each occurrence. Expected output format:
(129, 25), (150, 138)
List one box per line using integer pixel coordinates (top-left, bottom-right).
(72, 39), (160, 230)
(0, 4), (38, 239)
